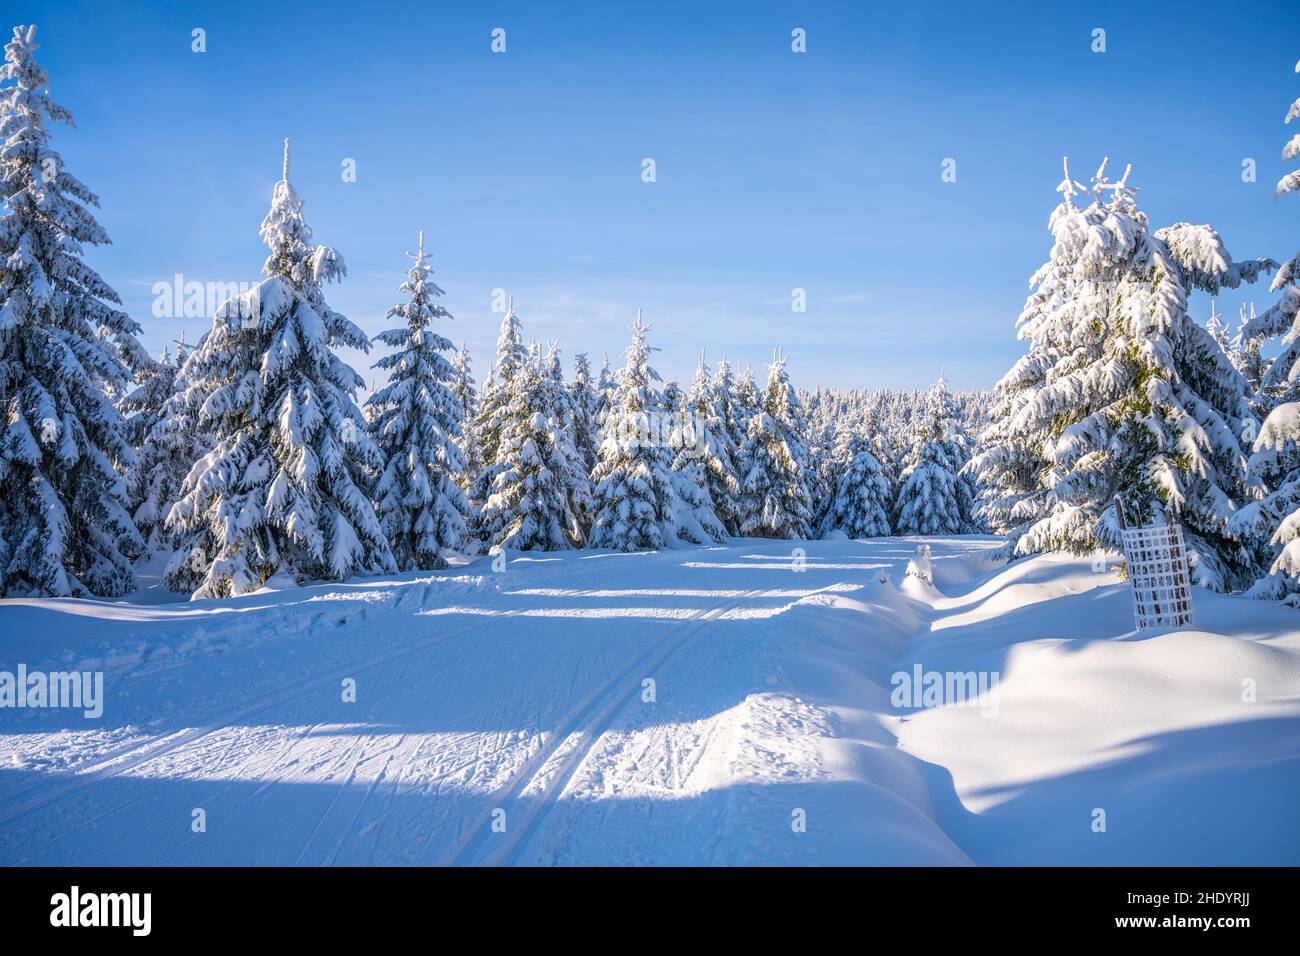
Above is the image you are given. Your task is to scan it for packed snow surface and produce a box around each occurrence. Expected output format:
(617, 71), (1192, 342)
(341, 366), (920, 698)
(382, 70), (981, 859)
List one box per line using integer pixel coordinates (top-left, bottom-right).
(1, 536), (1297, 865)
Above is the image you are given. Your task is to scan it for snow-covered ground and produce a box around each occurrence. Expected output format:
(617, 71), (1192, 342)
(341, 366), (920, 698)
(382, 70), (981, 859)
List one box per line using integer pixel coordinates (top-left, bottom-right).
(1, 536), (1297, 866)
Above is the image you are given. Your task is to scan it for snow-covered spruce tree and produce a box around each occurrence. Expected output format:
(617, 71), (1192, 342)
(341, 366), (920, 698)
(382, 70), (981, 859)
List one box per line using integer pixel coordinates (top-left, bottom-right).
(474, 297), (526, 472)
(593, 351), (614, 428)
(121, 334), (190, 454)
(721, 361), (757, 529)
(1206, 301), (1273, 421)
(544, 341), (592, 538)
(1205, 299), (1230, 352)
(735, 351), (814, 539)
(1241, 56), (1300, 406)
(1229, 60), (1300, 601)
(685, 351), (741, 535)
(820, 430), (892, 539)
(895, 376), (976, 536)
(662, 378), (684, 424)
(935, 375), (979, 526)
(1161, 257), (1275, 589)
(870, 414), (900, 502)
(661, 381), (695, 474)
(660, 373), (726, 545)
(968, 390), (1048, 552)
(121, 340), (202, 553)
(165, 141), (395, 596)
(710, 357), (747, 464)
(966, 163), (1096, 554)
(1230, 403), (1300, 603)
(734, 364), (761, 431)
(0, 25), (146, 596)
(669, 451), (727, 544)
(364, 232), (470, 571)
(568, 351), (601, 477)
(799, 386), (846, 531)
(988, 159), (1270, 590)
(479, 348), (583, 551)
(805, 413), (839, 535)
(588, 312), (684, 551)
(120, 348), (173, 458)
(1231, 304), (1271, 410)
(450, 343), (483, 498)
(1112, 201), (1267, 590)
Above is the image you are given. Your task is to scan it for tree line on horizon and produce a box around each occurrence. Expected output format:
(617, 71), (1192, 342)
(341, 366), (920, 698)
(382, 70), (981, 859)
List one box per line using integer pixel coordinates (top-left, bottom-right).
(3, 24), (1299, 607)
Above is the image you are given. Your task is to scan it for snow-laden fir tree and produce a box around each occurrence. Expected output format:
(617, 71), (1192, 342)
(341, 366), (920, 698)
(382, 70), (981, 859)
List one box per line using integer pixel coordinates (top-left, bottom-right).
(1229, 403), (1300, 603)
(869, 413), (900, 500)
(594, 351), (614, 427)
(710, 357), (747, 463)
(546, 342), (573, 415)
(120, 347), (174, 455)
(685, 351), (741, 535)
(1241, 56), (1300, 406)
(795, 384), (894, 530)
(805, 412), (838, 534)
(1104, 184), (1267, 589)
(450, 343), (483, 498)
(965, 163), (1095, 554)
(1205, 300), (1231, 354)
(122, 337), (204, 553)
(668, 450), (727, 544)
(0, 25), (146, 596)
(1231, 304), (1271, 409)
(661, 379), (688, 457)
(165, 141), (395, 596)
(934, 374), (978, 525)
(981, 158), (1270, 590)
(588, 312), (686, 550)
(544, 341), (592, 537)
(660, 371), (726, 544)
(121, 336), (187, 456)
(475, 297), (526, 467)
(1161, 267), (1274, 591)
(1209, 301), (1274, 419)
(662, 378), (683, 419)
(479, 347), (584, 551)
(895, 375), (977, 536)
(568, 351), (601, 477)
(734, 364), (761, 432)
(1229, 58), (1300, 601)
(1233, 398), (1300, 602)
(471, 297), (526, 513)
(450, 343), (476, 421)
(735, 351), (814, 539)
(968, 393), (1047, 553)
(364, 232), (470, 570)
(820, 429), (892, 539)
(723, 361), (758, 529)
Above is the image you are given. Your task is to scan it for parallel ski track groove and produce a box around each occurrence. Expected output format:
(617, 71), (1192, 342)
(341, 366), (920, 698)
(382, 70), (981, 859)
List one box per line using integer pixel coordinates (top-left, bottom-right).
(447, 587), (766, 867)
(0, 593), (500, 829)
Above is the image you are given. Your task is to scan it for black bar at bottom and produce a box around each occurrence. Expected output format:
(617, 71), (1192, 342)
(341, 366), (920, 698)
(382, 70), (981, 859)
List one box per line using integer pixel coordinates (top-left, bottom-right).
(0, 866), (1284, 942)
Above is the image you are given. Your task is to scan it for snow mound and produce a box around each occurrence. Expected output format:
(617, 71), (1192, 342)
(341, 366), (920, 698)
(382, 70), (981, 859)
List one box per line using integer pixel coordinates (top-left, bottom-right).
(2, 536), (1296, 866)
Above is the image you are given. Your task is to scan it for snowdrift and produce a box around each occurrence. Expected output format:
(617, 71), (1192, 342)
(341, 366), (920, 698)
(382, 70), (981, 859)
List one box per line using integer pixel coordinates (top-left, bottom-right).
(1, 536), (1297, 865)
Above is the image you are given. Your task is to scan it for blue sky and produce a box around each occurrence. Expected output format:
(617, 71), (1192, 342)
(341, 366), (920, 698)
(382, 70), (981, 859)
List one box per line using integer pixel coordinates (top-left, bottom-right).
(12, 0), (1300, 389)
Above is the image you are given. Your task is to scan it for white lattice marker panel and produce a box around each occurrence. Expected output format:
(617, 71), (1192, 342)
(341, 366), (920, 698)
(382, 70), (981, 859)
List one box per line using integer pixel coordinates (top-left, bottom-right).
(1121, 522), (1193, 630)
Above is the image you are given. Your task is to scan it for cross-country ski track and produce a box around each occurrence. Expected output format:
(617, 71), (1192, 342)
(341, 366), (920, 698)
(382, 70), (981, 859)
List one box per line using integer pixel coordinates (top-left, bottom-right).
(2, 536), (1299, 866)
